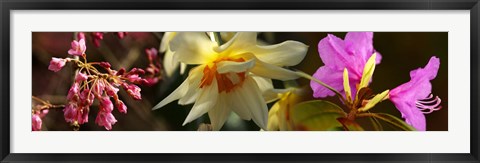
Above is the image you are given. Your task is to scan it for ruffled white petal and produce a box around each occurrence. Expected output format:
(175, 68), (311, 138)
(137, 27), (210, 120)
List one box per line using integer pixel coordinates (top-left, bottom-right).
(251, 75), (277, 103)
(160, 32), (176, 52)
(215, 32), (257, 53)
(183, 79), (219, 126)
(178, 70), (202, 105)
(152, 77), (190, 110)
(169, 32), (217, 64)
(208, 93), (231, 130)
(215, 32), (308, 67)
(253, 41), (308, 66)
(216, 59), (255, 74)
(238, 76), (268, 130)
(250, 59), (299, 81)
(162, 50), (179, 77)
(229, 87), (253, 120)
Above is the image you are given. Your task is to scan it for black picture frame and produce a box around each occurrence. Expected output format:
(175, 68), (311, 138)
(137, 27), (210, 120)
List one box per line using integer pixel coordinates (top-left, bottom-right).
(1, 0), (479, 162)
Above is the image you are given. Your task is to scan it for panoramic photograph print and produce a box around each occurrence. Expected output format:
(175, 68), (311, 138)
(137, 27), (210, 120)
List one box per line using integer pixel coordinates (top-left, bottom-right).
(32, 32), (447, 131)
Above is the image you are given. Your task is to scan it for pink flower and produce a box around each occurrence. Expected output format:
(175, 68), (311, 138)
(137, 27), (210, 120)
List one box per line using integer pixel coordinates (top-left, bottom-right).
(32, 113), (42, 131)
(67, 83), (80, 101)
(116, 100), (127, 114)
(99, 96), (114, 112)
(126, 74), (141, 83)
(389, 57), (441, 131)
(91, 32), (104, 47)
(68, 39), (87, 56)
(75, 72), (88, 83)
(77, 32), (85, 40)
(116, 32), (128, 39)
(122, 83), (141, 100)
(93, 80), (105, 96)
(80, 88), (94, 106)
(144, 77), (159, 87)
(310, 32), (381, 99)
(95, 111), (117, 130)
(63, 103), (78, 123)
(48, 57), (67, 72)
(40, 109), (49, 117)
(99, 62), (111, 69)
(105, 83), (119, 97)
(76, 106), (89, 124)
(145, 48), (158, 63)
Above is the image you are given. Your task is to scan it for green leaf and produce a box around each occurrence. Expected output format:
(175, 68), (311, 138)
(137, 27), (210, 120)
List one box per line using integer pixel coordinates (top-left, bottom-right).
(290, 100), (347, 131)
(357, 113), (416, 131)
(368, 112), (383, 131)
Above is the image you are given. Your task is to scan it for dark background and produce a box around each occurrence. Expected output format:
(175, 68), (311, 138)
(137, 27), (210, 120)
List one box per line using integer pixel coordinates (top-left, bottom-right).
(32, 32), (448, 131)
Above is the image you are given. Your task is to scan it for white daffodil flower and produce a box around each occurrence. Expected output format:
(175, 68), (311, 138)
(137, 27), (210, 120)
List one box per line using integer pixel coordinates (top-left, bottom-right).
(160, 32), (187, 77)
(153, 32), (308, 130)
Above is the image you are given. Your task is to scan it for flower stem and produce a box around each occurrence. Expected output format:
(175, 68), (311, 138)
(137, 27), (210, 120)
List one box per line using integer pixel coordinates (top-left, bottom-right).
(32, 96), (48, 105)
(294, 71), (346, 103)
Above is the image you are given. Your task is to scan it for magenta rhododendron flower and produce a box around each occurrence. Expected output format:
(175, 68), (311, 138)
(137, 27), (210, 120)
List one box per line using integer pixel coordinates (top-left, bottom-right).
(389, 56), (441, 131)
(48, 57), (67, 72)
(310, 32), (381, 99)
(68, 39), (86, 56)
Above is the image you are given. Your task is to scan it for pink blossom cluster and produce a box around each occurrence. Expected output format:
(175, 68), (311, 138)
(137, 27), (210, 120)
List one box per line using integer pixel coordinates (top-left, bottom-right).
(47, 32), (148, 130)
(143, 48), (162, 86)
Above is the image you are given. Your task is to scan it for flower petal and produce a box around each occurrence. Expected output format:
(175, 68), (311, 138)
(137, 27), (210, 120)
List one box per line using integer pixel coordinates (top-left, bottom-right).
(183, 79), (219, 125)
(216, 32), (308, 67)
(160, 32), (176, 52)
(344, 32), (374, 62)
(267, 102), (281, 131)
(318, 34), (351, 70)
(163, 50), (179, 77)
(251, 41), (308, 66)
(216, 58), (255, 74)
(169, 32), (217, 64)
(152, 77), (190, 110)
(251, 75), (277, 103)
(310, 66), (344, 98)
(410, 56), (440, 81)
(229, 87), (253, 120)
(178, 66), (203, 105)
(215, 32), (257, 53)
(208, 93), (231, 130)
(238, 76), (268, 130)
(250, 59), (299, 81)
(390, 100), (426, 131)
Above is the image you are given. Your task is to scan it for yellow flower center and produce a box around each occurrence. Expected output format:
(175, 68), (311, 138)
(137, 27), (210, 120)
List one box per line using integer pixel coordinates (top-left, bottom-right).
(200, 57), (246, 93)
